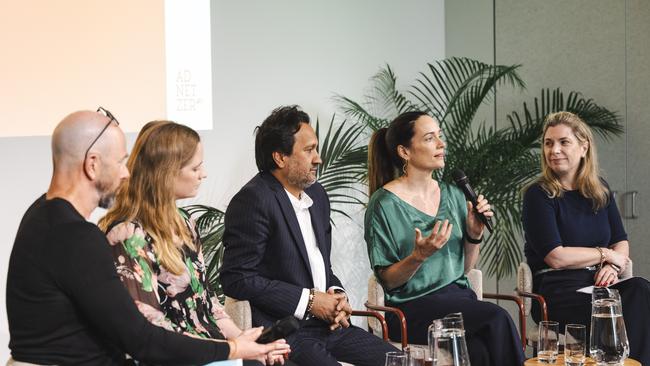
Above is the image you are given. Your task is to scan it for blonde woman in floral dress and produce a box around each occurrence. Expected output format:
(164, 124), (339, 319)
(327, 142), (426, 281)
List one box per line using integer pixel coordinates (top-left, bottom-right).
(99, 121), (290, 366)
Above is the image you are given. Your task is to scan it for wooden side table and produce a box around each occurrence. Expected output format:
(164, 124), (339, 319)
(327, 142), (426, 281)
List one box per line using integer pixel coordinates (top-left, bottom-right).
(525, 354), (641, 365)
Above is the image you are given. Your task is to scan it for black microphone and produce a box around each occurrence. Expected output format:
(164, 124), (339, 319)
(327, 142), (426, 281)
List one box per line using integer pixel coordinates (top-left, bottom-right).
(256, 316), (300, 344)
(451, 168), (493, 234)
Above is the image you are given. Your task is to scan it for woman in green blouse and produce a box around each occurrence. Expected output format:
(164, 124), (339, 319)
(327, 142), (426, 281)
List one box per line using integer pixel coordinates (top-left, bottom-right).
(364, 111), (524, 366)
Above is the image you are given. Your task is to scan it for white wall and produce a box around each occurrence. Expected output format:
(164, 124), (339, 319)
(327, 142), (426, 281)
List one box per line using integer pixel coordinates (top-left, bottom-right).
(0, 0), (445, 359)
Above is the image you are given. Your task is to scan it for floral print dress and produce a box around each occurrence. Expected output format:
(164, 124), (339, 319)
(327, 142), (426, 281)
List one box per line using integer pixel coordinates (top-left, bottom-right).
(106, 217), (230, 339)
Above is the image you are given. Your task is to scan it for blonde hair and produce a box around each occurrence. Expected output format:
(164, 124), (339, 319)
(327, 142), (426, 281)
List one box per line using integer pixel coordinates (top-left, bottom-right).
(99, 121), (201, 274)
(536, 111), (609, 210)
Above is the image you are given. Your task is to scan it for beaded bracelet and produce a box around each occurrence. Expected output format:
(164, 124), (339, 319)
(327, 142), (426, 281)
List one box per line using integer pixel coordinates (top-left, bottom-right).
(305, 288), (315, 317)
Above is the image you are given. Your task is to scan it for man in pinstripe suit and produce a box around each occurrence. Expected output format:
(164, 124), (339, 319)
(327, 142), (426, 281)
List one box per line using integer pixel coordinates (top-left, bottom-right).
(221, 105), (397, 365)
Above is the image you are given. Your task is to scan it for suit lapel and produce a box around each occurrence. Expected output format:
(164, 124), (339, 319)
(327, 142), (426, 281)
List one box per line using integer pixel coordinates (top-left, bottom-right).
(308, 203), (329, 261)
(262, 173), (313, 276)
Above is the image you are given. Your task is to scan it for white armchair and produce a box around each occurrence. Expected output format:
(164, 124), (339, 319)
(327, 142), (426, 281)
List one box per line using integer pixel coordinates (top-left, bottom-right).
(224, 296), (253, 330)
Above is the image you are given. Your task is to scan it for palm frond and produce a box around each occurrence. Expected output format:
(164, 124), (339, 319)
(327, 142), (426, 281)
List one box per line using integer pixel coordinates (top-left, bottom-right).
(334, 64), (414, 131)
(334, 95), (387, 131)
(368, 65), (419, 118)
(505, 88), (623, 146)
(183, 204), (226, 301)
(411, 58), (525, 149)
(315, 116), (368, 224)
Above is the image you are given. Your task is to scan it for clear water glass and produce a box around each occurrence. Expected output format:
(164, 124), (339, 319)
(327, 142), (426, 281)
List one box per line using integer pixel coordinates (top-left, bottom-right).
(538, 320), (559, 363)
(564, 324), (586, 366)
(405, 345), (426, 366)
(385, 351), (408, 366)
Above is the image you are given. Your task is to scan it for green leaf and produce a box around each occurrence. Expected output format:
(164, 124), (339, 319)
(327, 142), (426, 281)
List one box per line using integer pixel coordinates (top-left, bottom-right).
(316, 116), (369, 223)
(183, 204), (226, 302)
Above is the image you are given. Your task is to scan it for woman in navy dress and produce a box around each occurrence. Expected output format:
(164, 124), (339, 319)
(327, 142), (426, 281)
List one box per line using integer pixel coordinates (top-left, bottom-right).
(522, 111), (650, 364)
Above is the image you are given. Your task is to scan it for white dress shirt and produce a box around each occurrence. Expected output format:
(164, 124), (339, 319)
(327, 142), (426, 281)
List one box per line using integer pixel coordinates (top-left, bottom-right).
(285, 189), (340, 319)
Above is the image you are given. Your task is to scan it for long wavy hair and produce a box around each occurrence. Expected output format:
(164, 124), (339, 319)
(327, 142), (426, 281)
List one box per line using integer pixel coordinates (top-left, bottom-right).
(537, 111), (609, 210)
(99, 121), (201, 274)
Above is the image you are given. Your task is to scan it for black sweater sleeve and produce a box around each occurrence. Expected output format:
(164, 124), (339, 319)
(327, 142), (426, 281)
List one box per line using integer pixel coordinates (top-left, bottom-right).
(47, 222), (230, 364)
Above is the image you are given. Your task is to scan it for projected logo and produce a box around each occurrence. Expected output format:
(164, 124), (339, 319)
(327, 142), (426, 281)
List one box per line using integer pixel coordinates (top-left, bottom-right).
(175, 70), (201, 112)
(165, 0), (212, 131)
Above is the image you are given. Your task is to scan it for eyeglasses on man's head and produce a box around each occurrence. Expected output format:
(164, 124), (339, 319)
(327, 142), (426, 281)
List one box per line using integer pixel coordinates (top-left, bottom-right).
(84, 106), (120, 159)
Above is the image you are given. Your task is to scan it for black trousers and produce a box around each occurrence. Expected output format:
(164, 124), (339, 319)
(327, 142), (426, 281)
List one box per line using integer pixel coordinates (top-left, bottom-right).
(285, 318), (398, 366)
(533, 269), (650, 365)
(386, 283), (525, 366)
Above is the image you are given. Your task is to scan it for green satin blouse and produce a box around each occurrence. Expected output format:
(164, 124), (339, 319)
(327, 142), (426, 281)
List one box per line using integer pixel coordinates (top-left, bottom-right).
(364, 182), (470, 304)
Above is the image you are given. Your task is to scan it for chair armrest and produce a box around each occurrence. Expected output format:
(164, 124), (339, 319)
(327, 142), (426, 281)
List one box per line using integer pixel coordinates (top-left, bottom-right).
(224, 296), (252, 330)
(351, 309), (389, 341)
(466, 268), (483, 300)
(620, 259), (633, 280)
(516, 290), (548, 322)
(483, 292), (526, 352)
(365, 301), (408, 350)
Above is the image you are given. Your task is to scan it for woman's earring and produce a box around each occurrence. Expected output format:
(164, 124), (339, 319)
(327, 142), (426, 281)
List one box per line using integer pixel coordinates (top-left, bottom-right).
(402, 160), (409, 176)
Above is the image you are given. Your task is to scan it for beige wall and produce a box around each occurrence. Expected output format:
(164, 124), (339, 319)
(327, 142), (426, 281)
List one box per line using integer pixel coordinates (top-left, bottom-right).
(623, 0), (650, 276)
(0, 0), (166, 136)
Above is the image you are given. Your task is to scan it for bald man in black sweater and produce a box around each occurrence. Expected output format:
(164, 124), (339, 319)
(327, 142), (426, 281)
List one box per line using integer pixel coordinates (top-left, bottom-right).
(6, 109), (279, 365)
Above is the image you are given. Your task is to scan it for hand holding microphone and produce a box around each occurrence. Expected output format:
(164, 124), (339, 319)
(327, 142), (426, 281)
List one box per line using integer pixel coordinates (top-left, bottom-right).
(452, 169), (494, 235)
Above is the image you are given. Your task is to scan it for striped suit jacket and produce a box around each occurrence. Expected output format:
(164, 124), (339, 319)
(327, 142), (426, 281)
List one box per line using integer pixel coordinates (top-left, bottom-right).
(221, 172), (343, 327)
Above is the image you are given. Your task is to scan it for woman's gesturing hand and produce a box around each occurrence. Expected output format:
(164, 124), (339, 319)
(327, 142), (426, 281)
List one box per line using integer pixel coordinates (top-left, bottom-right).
(413, 219), (453, 262)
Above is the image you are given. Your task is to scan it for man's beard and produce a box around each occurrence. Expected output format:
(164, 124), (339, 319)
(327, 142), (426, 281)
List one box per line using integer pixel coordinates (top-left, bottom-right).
(287, 167), (318, 190)
(98, 192), (116, 209)
(96, 174), (117, 209)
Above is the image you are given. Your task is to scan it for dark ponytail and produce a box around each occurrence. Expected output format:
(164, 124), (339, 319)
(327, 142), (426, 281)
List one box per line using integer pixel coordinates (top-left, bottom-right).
(367, 111), (428, 196)
(368, 128), (394, 196)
